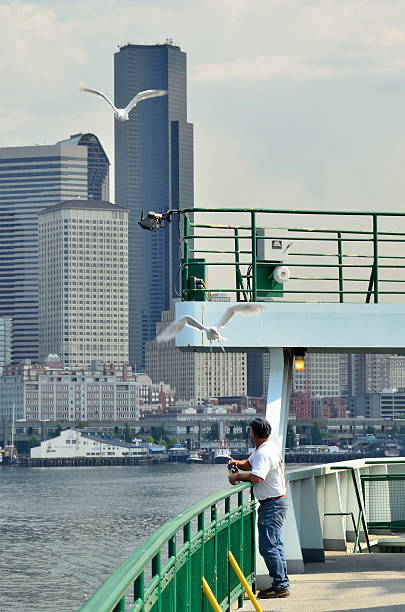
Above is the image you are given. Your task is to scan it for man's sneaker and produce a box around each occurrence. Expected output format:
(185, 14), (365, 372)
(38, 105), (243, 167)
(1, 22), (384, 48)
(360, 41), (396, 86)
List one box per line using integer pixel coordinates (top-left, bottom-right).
(257, 587), (290, 599)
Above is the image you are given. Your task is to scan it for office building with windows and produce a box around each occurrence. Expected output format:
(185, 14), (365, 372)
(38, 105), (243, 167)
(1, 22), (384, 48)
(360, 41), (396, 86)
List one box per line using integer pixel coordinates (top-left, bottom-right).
(56, 133), (110, 200)
(114, 42), (194, 369)
(145, 308), (246, 402)
(38, 200), (128, 366)
(349, 353), (405, 395)
(0, 140), (109, 362)
(0, 317), (12, 373)
(293, 353), (348, 398)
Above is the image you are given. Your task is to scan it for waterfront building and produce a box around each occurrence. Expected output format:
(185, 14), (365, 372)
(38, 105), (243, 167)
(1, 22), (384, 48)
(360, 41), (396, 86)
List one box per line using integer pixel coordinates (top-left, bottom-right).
(30, 428), (148, 459)
(0, 359), (139, 421)
(56, 133), (110, 201)
(145, 308), (246, 403)
(114, 42), (194, 369)
(38, 200), (128, 366)
(0, 317), (12, 374)
(0, 141), (107, 362)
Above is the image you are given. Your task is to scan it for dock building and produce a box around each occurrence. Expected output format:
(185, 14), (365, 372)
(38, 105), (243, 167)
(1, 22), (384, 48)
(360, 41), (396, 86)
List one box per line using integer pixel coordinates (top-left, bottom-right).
(30, 428), (148, 459)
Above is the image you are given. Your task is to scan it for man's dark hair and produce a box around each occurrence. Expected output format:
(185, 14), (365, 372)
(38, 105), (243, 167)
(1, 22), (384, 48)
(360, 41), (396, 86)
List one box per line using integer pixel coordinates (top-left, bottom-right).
(250, 417), (271, 439)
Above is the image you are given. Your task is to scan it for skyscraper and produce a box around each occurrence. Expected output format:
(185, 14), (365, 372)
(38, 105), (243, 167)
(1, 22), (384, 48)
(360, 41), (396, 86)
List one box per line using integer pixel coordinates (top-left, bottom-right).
(0, 144), (87, 362)
(56, 133), (110, 200)
(114, 42), (194, 369)
(38, 200), (128, 367)
(0, 139), (110, 363)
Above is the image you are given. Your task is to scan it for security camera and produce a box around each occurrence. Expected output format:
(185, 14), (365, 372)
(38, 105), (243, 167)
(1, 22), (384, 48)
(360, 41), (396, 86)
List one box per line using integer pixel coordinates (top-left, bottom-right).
(138, 210), (171, 231)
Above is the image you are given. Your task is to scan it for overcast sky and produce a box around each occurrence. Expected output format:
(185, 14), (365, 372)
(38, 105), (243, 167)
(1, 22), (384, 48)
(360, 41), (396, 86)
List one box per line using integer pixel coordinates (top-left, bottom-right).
(1, 0), (405, 212)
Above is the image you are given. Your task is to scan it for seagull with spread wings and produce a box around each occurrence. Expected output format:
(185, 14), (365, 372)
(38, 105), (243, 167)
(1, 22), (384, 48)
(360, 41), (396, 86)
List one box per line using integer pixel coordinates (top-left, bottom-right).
(157, 303), (266, 352)
(80, 87), (168, 121)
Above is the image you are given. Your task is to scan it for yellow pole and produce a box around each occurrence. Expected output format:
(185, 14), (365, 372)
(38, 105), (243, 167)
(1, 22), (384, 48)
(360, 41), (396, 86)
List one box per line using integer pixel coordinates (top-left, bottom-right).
(228, 551), (263, 612)
(202, 577), (222, 612)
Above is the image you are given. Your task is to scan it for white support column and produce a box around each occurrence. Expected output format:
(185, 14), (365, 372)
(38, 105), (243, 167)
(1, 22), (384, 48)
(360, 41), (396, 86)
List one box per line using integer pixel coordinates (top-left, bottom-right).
(266, 348), (293, 455)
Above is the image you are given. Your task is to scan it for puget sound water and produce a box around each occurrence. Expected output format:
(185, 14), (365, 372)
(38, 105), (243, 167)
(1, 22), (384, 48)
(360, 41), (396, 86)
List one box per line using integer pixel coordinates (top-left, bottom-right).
(0, 463), (242, 612)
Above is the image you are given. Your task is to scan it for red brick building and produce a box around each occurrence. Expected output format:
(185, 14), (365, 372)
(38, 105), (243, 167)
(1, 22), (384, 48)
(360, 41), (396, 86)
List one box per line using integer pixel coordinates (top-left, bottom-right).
(289, 391), (312, 420)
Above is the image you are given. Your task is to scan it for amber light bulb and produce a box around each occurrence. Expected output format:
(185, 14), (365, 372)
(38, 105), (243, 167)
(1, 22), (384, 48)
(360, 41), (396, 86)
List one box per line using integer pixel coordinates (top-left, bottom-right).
(294, 356), (305, 372)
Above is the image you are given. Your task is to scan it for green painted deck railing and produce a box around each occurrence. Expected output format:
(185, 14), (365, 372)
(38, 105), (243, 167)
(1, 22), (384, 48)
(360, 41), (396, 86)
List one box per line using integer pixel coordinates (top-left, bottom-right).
(80, 483), (255, 612)
(361, 473), (405, 529)
(173, 207), (405, 303)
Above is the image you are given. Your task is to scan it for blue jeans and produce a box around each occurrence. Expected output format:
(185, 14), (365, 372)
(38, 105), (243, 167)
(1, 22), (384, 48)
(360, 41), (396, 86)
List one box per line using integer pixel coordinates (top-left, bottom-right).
(258, 497), (290, 591)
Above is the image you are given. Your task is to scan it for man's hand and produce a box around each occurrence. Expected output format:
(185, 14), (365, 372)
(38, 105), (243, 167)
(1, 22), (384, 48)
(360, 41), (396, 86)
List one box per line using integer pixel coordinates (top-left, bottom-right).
(228, 473), (239, 486)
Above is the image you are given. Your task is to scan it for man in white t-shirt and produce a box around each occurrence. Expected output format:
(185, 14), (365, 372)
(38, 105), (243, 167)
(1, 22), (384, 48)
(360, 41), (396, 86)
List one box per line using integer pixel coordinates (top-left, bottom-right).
(228, 417), (290, 599)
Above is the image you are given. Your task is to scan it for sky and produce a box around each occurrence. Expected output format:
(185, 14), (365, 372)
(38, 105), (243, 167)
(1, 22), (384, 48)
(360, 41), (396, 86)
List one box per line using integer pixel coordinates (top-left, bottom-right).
(1, 0), (405, 212)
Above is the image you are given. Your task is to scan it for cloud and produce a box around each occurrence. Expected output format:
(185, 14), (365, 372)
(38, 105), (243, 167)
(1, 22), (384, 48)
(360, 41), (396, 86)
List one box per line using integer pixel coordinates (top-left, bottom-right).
(191, 56), (356, 83)
(0, 2), (87, 85)
(2, 0), (405, 215)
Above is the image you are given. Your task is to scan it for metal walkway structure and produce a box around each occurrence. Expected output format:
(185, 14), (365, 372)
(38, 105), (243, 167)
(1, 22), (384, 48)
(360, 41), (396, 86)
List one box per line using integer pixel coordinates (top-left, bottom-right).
(172, 207), (405, 581)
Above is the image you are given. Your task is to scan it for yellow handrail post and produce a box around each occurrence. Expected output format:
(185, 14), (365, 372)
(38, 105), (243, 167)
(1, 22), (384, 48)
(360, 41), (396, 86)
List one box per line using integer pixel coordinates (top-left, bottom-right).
(202, 577), (222, 612)
(228, 551), (263, 612)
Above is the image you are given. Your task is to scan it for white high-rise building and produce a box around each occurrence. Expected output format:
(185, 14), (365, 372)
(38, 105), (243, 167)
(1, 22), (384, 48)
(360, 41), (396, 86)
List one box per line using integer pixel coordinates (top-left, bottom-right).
(145, 308), (247, 402)
(38, 200), (129, 366)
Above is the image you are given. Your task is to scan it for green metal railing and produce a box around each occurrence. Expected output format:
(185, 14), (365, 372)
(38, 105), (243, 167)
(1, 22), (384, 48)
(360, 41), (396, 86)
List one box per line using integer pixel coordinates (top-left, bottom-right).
(176, 208), (405, 303)
(80, 483), (255, 612)
(330, 466), (372, 552)
(324, 512), (365, 553)
(361, 474), (405, 529)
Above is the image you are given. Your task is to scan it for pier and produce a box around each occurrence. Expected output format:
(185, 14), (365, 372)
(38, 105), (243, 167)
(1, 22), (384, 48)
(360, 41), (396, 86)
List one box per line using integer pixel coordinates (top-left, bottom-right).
(18, 454), (167, 467)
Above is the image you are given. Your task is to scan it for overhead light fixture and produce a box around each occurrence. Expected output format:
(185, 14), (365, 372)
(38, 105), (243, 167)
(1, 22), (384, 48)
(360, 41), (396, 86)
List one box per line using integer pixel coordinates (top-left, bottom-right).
(293, 348), (306, 372)
(138, 210), (171, 231)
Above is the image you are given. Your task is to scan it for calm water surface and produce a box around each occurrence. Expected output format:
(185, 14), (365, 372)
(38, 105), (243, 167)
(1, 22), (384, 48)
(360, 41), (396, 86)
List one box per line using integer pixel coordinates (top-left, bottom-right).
(0, 463), (234, 612)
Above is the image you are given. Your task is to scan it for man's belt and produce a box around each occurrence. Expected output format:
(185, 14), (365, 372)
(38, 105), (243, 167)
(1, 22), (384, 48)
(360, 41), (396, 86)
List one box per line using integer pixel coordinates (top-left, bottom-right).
(258, 494), (286, 504)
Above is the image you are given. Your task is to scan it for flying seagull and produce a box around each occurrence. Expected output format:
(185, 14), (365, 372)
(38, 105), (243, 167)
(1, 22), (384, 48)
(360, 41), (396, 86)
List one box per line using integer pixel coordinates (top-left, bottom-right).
(80, 87), (168, 121)
(157, 303), (266, 352)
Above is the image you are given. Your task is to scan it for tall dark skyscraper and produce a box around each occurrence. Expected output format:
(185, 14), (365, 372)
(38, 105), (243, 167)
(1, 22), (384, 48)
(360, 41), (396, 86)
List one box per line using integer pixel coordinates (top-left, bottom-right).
(114, 42), (194, 369)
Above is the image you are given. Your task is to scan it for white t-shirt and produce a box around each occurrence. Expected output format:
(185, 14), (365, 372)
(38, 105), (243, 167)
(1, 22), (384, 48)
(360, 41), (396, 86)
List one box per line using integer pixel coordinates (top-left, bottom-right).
(248, 439), (286, 501)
